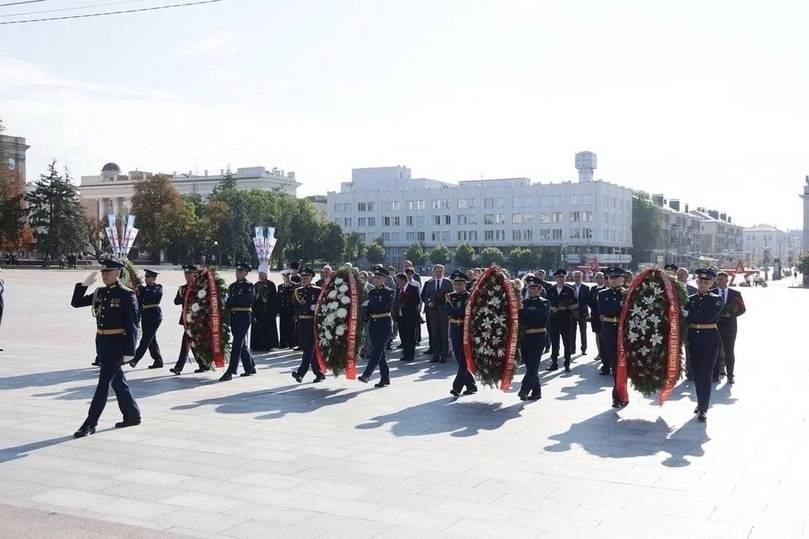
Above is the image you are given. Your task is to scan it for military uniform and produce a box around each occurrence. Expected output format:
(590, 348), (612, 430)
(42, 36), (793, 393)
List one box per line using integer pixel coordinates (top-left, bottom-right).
(130, 269), (164, 368)
(251, 277), (279, 352)
(518, 276), (550, 401)
(71, 260), (141, 437)
(277, 276), (298, 349)
(589, 282), (607, 372)
(396, 279), (420, 362)
(170, 265), (209, 375)
(597, 268), (627, 407)
(359, 267), (395, 387)
(446, 271), (477, 397)
(546, 270), (577, 371)
(292, 267), (324, 382)
(221, 262), (256, 381)
(686, 268), (723, 421)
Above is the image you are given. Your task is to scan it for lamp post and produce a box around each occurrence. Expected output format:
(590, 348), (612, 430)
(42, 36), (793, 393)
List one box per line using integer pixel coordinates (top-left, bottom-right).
(214, 241), (221, 267)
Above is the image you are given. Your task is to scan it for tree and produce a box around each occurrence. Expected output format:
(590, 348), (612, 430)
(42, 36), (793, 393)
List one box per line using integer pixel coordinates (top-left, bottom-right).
(84, 217), (109, 260)
(0, 159), (25, 250)
(214, 166), (236, 192)
(365, 239), (386, 265)
(509, 247), (537, 272)
(429, 244), (450, 265)
(454, 242), (475, 268)
(796, 251), (809, 287)
(478, 246), (504, 267)
(25, 161), (86, 260)
(321, 221), (346, 264)
(632, 191), (665, 265)
(405, 241), (426, 267)
(344, 232), (365, 263)
(538, 246), (561, 272)
(131, 174), (187, 262)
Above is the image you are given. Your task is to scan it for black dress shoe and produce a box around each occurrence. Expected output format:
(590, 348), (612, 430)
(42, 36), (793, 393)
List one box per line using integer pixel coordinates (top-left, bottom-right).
(564, 366), (571, 373)
(194, 367), (210, 373)
(450, 389), (461, 397)
(147, 363), (163, 369)
(439, 358), (448, 364)
(462, 388), (477, 395)
(357, 375), (369, 384)
(91, 361), (100, 367)
(291, 372), (302, 383)
(518, 391), (528, 401)
(374, 381), (389, 388)
(698, 412), (707, 422)
(547, 364), (558, 371)
(727, 376), (735, 384)
(239, 372), (252, 377)
(694, 407), (700, 414)
(128, 359), (139, 368)
(313, 375), (326, 383)
(115, 418), (141, 428)
(218, 373), (233, 382)
(169, 368), (181, 375)
(293, 346), (302, 351)
(528, 393), (542, 401)
(712, 376), (720, 383)
(599, 366), (610, 375)
(73, 425), (96, 438)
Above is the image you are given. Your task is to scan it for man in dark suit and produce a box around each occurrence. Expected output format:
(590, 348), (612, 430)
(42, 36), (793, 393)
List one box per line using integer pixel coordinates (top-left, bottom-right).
(394, 272), (420, 361)
(420, 264), (453, 363)
(589, 271), (607, 372)
(570, 270), (591, 355)
(403, 260), (423, 349)
(546, 269), (577, 372)
(712, 271), (745, 384)
(70, 259), (141, 438)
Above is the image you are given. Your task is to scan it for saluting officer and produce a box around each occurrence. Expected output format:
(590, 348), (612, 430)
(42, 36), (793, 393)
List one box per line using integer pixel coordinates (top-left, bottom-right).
(129, 269), (164, 369)
(358, 266), (395, 387)
(686, 267), (724, 422)
(291, 267), (325, 383)
(546, 269), (577, 372)
(598, 267), (628, 408)
(220, 262), (256, 381)
(446, 270), (477, 397)
(518, 275), (550, 401)
(170, 264), (209, 375)
(71, 259), (141, 438)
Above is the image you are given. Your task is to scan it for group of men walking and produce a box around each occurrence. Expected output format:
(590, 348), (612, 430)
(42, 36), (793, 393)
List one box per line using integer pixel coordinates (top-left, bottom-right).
(68, 259), (744, 437)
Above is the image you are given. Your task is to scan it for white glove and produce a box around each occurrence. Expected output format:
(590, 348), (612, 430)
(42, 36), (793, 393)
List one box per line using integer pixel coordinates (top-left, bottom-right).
(81, 271), (97, 287)
(310, 305), (316, 311)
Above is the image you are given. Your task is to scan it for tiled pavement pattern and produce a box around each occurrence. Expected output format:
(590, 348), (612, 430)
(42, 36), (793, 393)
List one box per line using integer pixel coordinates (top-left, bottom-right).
(0, 269), (806, 538)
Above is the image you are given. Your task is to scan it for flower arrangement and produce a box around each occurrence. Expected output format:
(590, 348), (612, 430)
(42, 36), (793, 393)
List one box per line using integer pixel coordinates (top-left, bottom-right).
(616, 267), (682, 403)
(720, 295), (745, 318)
(184, 268), (230, 369)
(120, 259), (144, 291)
(463, 266), (519, 390)
(314, 266), (368, 378)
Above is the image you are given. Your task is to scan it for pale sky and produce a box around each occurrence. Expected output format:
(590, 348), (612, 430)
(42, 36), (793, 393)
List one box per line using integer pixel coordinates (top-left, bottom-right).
(1, 0), (807, 229)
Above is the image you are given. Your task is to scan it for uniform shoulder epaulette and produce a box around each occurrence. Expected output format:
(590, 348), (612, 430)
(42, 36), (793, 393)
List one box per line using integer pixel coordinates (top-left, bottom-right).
(119, 282), (134, 293)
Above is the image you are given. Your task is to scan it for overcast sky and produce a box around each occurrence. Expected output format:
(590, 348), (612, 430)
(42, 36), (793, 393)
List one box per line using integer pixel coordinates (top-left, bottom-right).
(1, 0), (807, 229)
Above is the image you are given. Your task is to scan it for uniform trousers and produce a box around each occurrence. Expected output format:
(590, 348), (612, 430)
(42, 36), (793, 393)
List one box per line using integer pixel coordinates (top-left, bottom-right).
(449, 324), (476, 393)
(688, 328), (720, 413)
(362, 318), (391, 382)
(295, 319), (323, 378)
(600, 322), (620, 402)
(227, 313), (255, 375)
(133, 315), (163, 363)
(83, 353), (140, 428)
(549, 312), (573, 366)
(519, 333), (543, 397)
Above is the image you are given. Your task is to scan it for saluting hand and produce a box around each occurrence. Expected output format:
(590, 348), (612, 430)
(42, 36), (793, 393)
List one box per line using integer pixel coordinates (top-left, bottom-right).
(82, 271), (97, 287)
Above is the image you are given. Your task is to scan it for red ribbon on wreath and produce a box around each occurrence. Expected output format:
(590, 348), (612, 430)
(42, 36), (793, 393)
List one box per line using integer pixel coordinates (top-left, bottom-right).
(206, 270), (225, 368)
(345, 272), (359, 379)
(616, 267), (681, 404)
(313, 274), (333, 375)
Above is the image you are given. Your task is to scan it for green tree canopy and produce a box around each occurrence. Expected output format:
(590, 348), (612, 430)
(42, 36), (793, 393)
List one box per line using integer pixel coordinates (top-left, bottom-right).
(632, 191), (665, 265)
(365, 239), (386, 265)
(405, 241), (426, 267)
(25, 161), (85, 259)
(454, 242), (475, 269)
(130, 174), (188, 261)
(429, 244), (451, 265)
(509, 247), (537, 272)
(478, 246), (504, 267)
(344, 232), (365, 264)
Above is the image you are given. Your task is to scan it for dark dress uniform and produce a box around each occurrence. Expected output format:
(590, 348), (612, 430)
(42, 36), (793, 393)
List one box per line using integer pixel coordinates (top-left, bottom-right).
(359, 270), (395, 387)
(170, 271), (209, 374)
(518, 277), (550, 401)
(250, 279), (279, 351)
(130, 271), (163, 368)
(712, 286), (745, 383)
(597, 271), (626, 407)
(277, 279), (298, 349)
(546, 272), (577, 371)
(71, 261), (141, 437)
(396, 281), (420, 362)
(221, 263), (256, 380)
(589, 283), (607, 372)
(686, 270), (723, 420)
(570, 282), (591, 355)
(292, 268), (324, 382)
(446, 272), (477, 396)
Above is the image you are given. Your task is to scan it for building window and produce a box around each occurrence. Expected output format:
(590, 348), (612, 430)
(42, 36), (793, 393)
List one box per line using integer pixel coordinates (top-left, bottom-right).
(432, 232), (440, 241)
(392, 201), (400, 211)
(358, 202), (367, 212)
(444, 215), (451, 225)
(407, 200), (425, 210)
(582, 211), (593, 222)
(416, 216), (424, 227)
(484, 198), (495, 209)
(391, 232), (400, 241)
(406, 216), (414, 226)
(393, 216), (400, 226)
(381, 232), (390, 241)
(540, 195), (563, 206)
(441, 231), (450, 242)
(407, 231), (415, 241)
(569, 228), (581, 239)
(417, 231), (425, 241)
(513, 197), (532, 208)
(458, 231), (467, 241)
(540, 212), (562, 223)
(484, 214), (496, 225)
(467, 214), (478, 225)
(432, 200), (441, 210)
(540, 229), (551, 240)
(458, 215), (467, 225)
(512, 213), (523, 224)
(358, 217), (366, 227)
(485, 230), (495, 241)
(433, 215), (441, 225)
(469, 231), (478, 241)
(458, 199), (468, 209)
(512, 230), (522, 241)
(468, 198), (479, 208)
(496, 230), (505, 241)
(570, 194), (593, 205)
(552, 229), (562, 240)
(583, 228), (593, 239)
(368, 217), (375, 227)
(384, 216), (391, 226)
(367, 202), (374, 211)
(343, 218), (352, 227)
(524, 229), (533, 240)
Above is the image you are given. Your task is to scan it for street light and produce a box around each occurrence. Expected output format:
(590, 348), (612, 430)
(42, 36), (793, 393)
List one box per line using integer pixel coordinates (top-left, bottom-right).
(214, 241), (221, 267)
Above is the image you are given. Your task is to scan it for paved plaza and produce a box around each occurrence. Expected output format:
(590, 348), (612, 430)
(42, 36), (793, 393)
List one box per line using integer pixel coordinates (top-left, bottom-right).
(0, 269), (806, 538)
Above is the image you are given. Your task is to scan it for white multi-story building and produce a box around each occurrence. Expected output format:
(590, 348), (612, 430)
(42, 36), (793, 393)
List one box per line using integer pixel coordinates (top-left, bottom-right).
(743, 224), (787, 264)
(326, 152), (633, 268)
(79, 163), (300, 220)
